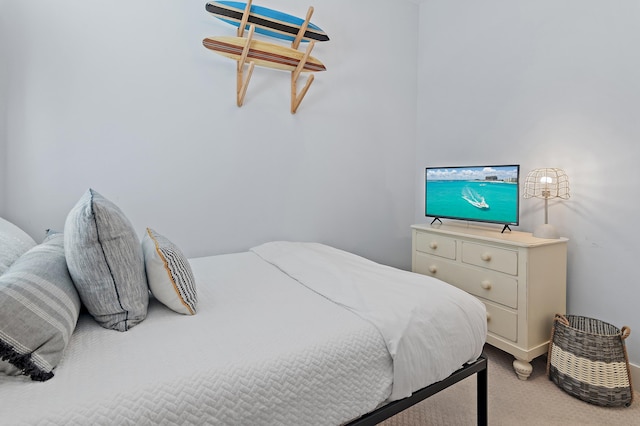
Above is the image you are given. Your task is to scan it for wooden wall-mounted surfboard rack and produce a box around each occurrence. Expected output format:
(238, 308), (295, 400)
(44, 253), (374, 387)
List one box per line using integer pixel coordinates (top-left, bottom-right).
(215, 0), (324, 113)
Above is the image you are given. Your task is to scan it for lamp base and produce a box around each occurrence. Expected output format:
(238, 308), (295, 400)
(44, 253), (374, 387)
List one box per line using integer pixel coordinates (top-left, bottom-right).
(532, 223), (559, 239)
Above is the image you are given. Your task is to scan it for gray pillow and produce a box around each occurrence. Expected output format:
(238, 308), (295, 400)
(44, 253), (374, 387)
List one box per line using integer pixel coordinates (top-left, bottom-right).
(64, 189), (148, 331)
(0, 233), (81, 381)
(0, 217), (37, 275)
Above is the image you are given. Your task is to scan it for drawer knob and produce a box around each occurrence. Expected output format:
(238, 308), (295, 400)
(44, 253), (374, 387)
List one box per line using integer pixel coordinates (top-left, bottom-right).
(480, 280), (492, 290)
(428, 265), (438, 274)
(486, 312), (491, 321)
(481, 252), (492, 262)
(429, 241), (438, 250)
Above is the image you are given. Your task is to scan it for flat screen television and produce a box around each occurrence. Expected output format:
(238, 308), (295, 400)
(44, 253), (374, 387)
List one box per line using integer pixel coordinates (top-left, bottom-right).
(425, 165), (520, 232)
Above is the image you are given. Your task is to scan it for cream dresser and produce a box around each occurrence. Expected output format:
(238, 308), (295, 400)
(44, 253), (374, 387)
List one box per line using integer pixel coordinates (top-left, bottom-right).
(411, 222), (567, 380)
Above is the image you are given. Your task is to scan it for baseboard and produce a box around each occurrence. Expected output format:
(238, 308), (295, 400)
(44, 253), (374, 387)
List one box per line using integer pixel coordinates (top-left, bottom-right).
(631, 363), (639, 393)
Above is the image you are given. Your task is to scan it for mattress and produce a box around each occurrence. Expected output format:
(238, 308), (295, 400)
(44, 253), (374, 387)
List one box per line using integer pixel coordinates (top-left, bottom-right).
(0, 244), (486, 425)
(251, 241), (488, 401)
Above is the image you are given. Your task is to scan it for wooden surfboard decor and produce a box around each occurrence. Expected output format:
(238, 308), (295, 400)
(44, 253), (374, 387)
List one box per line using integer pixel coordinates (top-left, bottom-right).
(202, 36), (326, 72)
(205, 1), (329, 43)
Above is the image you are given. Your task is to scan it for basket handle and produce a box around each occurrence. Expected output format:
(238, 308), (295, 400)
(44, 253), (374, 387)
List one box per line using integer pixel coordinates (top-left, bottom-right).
(554, 314), (569, 326)
(621, 326), (631, 340)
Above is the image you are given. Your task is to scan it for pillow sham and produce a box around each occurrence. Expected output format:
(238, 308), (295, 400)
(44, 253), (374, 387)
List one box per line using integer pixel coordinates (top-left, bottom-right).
(0, 233), (81, 381)
(64, 189), (148, 331)
(142, 228), (197, 315)
(0, 217), (37, 275)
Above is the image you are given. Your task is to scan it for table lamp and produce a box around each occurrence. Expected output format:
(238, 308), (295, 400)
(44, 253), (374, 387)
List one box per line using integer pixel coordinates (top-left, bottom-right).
(523, 168), (570, 238)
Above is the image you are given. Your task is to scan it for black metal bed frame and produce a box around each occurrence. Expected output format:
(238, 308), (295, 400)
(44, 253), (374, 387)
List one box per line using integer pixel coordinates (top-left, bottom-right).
(346, 354), (488, 426)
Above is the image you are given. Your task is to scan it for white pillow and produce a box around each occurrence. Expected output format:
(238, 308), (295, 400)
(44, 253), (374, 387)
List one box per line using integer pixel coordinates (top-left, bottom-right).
(142, 228), (197, 315)
(0, 217), (37, 275)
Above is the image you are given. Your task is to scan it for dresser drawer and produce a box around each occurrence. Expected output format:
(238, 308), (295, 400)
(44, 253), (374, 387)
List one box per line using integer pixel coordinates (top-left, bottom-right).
(416, 254), (518, 342)
(415, 233), (456, 260)
(448, 266), (518, 309)
(461, 242), (518, 275)
(412, 252), (460, 281)
(414, 254), (518, 309)
(484, 301), (518, 342)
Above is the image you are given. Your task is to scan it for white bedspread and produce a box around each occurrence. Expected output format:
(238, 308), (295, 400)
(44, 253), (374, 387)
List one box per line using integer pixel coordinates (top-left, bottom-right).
(1, 252), (393, 425)
(251, 241), (487, 401)
(1, 244), (486, 425)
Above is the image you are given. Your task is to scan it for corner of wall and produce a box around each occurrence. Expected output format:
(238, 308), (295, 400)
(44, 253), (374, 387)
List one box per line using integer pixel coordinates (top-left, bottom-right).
(631, 363), (640, 393)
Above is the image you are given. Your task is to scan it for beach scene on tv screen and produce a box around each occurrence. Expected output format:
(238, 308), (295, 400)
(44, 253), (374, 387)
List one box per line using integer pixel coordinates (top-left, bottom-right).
(426, 166), (519, 224)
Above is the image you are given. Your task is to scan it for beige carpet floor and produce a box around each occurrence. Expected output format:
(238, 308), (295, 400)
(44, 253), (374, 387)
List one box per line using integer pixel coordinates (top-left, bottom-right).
(381, 344), (640, 426)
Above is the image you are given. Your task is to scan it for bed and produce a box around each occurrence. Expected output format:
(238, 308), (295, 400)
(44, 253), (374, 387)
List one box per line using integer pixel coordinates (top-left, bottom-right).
(0, 193), (488, 425)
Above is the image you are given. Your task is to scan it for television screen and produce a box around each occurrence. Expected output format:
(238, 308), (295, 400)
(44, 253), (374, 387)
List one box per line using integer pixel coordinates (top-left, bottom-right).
(425, 165), (520, 226)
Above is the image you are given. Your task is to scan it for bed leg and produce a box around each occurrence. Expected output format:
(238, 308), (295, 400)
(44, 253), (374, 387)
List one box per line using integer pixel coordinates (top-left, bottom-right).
(477, 360), (488, 426)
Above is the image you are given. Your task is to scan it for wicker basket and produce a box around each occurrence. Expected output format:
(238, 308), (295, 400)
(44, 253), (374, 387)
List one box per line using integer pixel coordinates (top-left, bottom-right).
(547, 314), (633, 407)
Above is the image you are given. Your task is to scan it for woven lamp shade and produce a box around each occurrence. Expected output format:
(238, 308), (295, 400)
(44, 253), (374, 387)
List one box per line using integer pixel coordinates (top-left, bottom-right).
(523, 168), (570, 200)
(523, 168), (570, 238)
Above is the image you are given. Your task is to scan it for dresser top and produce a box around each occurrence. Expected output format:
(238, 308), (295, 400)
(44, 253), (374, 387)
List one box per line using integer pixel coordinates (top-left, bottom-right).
(411, 223), (568, 247)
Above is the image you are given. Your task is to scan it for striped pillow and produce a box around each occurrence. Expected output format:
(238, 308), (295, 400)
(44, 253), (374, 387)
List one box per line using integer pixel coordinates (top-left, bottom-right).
(142, 228), (197, 315)
(0, 233), (81, 381)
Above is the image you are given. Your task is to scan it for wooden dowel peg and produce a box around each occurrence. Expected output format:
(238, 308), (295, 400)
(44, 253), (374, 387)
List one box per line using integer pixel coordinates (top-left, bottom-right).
(291, 74), (314, 114)
(237, 62), (255, 106)
(292, 6), (314, 50)
(291, 40), (316, 113)
(237, 25), (256, 107)
(237, 0), (253, 37)
(237, 25), (255, 69)
(292, 40), (315, 83)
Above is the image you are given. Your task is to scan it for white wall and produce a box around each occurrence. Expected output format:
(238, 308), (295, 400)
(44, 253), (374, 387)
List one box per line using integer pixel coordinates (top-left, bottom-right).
(2, 0), (419, 268)
(416, 0), (640, 365)
(7, 0), (638, 372)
